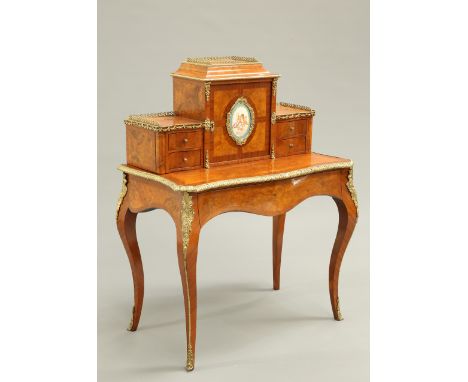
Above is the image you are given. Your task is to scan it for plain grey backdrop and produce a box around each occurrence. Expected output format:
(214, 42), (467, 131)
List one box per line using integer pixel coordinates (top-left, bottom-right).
(98, 0), (369, 381)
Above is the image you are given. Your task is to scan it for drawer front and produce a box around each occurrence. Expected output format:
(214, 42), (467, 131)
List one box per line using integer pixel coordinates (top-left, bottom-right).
(168, 130), (203, 152)
(276, 119), (307, 139)
(276, 136), (306, 157)
(167, 149), (202, 171)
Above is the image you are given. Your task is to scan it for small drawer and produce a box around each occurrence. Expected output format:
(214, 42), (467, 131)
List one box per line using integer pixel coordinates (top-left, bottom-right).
(276, 120), (307, 139)
(276, 136), (306, 157)
(167, 149), (202, 171)
(168, 130), (203, 152)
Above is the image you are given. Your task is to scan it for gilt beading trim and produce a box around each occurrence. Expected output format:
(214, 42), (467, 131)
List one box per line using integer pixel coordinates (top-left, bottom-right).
(276, 112), (315, 121)
(271, 112), (276, 125)
(125, 112), (204, 132)
(272, 78), (278, 97)
(270, 144), (276, 159)
(186, 344), (194, 371)
(276, 102), (315, 120)
(204, 82), (211, 102)
(116, 173), (128, 221)
(204, 150), (210, 169)
(346, 166), (359, 217)
(181, 192), (195, 371)
(185, 56), (259, 65)
(127, 111), (176, 120)
(226, 97), (255, 146)
(170, 73), (280, 81)
(132, 111), (176, 117)
(118, 160), (353, 193)
(279, 102), (312, 111)
(204, 119), (214, 132)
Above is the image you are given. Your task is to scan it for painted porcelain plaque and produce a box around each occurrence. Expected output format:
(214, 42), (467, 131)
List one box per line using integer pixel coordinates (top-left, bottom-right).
(226, 97), (255, 145)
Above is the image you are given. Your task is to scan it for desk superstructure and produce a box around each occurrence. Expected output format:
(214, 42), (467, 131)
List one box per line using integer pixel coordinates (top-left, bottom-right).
(125, 56), (313, 174)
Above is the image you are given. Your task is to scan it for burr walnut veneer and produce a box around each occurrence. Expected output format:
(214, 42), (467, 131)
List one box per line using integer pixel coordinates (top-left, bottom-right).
(116, 57), (358, 371)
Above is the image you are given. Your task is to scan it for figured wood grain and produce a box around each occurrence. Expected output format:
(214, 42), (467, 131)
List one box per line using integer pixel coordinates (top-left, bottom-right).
(172, 59), (279, 81)
(162, 153), (344, 187)
(211, 84), (239, 160)
(126, 124), (156, 172)
(173, 77), (206, 121)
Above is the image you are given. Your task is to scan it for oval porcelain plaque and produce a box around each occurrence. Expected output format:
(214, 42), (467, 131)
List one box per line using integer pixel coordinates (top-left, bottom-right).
(226, 97), (255, 145)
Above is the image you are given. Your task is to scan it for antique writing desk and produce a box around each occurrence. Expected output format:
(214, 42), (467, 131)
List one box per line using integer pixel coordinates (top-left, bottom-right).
(116, 57), (358, 371)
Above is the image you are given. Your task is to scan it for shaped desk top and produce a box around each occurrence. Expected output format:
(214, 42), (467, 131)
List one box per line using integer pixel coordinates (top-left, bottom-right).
(119, 152), (353, 193)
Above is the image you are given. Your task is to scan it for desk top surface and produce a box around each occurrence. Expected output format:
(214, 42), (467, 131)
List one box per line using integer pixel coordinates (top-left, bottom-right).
(119, 153), (352, 193)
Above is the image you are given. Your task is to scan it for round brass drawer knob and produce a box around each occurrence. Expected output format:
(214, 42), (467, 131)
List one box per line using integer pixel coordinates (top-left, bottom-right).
(183, 157), (188, 162)
(289, 126), (294, 131)
(183, 138), (189, 143)
(289, 143), (294, 148)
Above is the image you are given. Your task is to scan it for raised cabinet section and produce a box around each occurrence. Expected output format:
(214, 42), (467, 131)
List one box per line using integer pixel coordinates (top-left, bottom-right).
(274, 119), (309, 158)
(274, 102), (315, 158)
(125, 113), (204, 174)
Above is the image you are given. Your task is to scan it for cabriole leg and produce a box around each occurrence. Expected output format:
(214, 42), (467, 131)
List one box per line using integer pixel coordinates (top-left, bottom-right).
(176, 192), (201, 371)
(116, 174), (144, 331)
(329, 191), (358, 321)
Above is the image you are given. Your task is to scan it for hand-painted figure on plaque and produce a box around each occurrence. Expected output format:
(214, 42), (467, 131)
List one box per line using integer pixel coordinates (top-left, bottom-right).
(226, 97), (255, 145)
(232, 112), (249, 135)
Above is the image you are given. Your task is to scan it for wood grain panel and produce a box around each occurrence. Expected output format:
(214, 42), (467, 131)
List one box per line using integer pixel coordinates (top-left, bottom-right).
(241, 121), (269, 156)
(126, 124), (156, 172)
(242, 82), (269, 118)
(173, 77), (205, 121)
(211, 85), (240, 160)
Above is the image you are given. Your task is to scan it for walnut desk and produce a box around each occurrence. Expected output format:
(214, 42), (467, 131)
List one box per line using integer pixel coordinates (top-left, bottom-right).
(116, 152), (358, 371)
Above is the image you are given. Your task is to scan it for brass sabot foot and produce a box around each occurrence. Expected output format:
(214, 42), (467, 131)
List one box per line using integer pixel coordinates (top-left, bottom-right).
(185, 345), (194, 371)
(336, 297), (344, 321)
(185, 364), (194, 372)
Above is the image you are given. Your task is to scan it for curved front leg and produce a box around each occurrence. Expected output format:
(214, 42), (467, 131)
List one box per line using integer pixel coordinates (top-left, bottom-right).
(176, 192), (201, 371)
(329, 183), (358, 321)
(116, 174), (144, 331)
